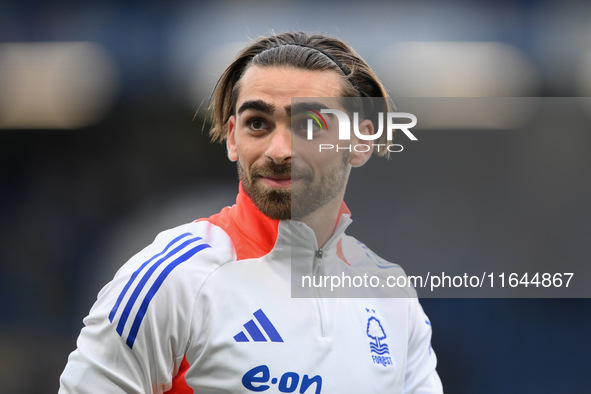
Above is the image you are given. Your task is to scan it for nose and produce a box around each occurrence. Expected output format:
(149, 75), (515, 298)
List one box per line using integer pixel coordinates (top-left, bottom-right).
(265, 126), (291, 164)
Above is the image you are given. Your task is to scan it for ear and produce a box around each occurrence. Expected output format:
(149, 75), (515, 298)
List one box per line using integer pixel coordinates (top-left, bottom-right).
(349, 119), (374, 167)
(226, 115), (238, 162)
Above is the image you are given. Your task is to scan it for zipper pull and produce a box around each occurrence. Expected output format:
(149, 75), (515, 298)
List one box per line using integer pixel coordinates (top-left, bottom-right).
(316, 248), (323, 259)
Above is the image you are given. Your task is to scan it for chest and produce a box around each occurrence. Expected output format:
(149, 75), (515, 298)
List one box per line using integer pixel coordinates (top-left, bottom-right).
(185, 271), (411, 393)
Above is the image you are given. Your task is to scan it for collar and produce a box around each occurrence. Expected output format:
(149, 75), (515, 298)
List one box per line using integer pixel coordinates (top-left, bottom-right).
(201, 183), (351, 260)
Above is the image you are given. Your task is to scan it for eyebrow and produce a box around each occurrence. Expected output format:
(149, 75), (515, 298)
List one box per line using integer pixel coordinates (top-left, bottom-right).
(237, 99), (334, 117)
(289, 101), (331, 116)
(237, 100), (276, 115)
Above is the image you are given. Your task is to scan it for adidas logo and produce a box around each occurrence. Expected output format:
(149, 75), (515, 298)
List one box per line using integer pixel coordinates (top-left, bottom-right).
(234, 309), (284, 343)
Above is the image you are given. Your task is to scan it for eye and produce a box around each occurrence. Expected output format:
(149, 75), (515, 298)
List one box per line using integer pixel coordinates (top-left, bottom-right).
(292, 115), (322, 134)
(245, 118), (268, 131)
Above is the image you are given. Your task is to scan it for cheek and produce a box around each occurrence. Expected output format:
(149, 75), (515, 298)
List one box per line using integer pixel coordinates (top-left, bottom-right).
(234, 143), (264, 169)
(300, 151), (345, 177)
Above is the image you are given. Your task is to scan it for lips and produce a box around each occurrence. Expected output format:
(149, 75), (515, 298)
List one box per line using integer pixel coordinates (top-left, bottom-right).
(249, 161), (308, 188)
(261, 175), (292, 188)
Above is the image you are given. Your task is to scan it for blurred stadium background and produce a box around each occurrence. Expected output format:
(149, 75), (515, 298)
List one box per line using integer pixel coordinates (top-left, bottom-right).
(1, 0), (590, 392)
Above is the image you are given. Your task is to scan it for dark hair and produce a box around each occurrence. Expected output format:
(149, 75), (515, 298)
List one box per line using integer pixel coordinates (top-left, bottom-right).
(208, 31), (393, 156)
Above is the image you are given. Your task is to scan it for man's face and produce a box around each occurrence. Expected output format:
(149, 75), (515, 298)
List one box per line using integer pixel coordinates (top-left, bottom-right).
(226, 66), (369, 221)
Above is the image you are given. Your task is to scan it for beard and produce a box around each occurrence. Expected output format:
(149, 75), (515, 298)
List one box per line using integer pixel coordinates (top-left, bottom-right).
(238, 153), (350, 221)
(238, 160), (292, 220)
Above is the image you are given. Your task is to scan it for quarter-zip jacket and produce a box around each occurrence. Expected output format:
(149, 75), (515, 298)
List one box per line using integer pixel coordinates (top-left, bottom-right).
(60, 185), (442, 393)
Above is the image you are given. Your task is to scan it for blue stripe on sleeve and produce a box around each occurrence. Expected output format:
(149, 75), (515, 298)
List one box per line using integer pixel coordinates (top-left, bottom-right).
(125, 242), (211, 348)
(108, 232), (193, 323)
(115, 236), (203, 336)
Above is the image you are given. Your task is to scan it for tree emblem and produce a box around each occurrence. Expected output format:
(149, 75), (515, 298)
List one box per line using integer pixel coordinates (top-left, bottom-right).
(366, 316), (389, 355)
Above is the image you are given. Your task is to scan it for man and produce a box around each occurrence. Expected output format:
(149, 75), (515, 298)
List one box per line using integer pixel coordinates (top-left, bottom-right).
(60, 31), (443, 393)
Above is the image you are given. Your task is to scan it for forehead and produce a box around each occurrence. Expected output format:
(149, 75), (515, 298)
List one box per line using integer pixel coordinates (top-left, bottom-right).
(235, 66), (344, 110)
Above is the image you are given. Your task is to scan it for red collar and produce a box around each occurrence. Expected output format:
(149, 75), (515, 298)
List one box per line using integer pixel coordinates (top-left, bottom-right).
(200, 183), (350, 260)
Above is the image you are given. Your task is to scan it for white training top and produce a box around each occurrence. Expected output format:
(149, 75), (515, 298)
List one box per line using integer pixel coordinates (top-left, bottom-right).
(59, 186), (443, 393)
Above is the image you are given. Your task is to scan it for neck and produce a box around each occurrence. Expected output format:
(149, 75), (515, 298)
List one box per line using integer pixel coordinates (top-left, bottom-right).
(297, 193), (347, 249)
(234, 183), (350, 250)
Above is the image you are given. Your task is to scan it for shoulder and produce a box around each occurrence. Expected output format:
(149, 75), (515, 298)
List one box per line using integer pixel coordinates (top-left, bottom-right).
(339, 234), (402, 272)
(109, 220), (235, 292)
(96, 220), (236, 349)
(60, 219), (240, 391)
(338, 234), (418, 298)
